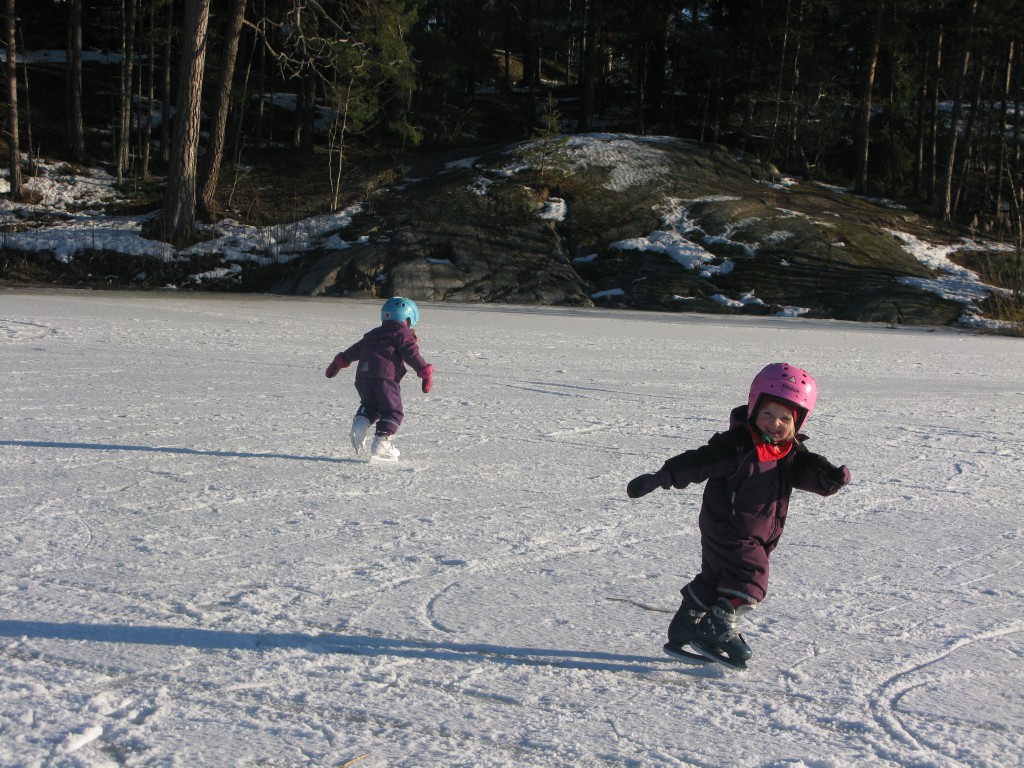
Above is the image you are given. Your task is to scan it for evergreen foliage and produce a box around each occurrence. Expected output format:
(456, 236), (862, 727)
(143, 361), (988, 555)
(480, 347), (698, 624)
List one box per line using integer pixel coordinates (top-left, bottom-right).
(2, 0), (1022, 245)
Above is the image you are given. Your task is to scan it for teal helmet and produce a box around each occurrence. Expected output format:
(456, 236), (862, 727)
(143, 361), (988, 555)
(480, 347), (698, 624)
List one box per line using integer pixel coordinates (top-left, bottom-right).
(381, 296), (419, 327)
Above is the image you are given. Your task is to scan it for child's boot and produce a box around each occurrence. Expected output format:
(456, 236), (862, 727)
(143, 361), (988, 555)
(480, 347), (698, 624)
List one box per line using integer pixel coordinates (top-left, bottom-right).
(370, 433), (400, 461)
(665, 599), (706, 648)
(692, 597), (754, 664)
(350, 415), (371, 454)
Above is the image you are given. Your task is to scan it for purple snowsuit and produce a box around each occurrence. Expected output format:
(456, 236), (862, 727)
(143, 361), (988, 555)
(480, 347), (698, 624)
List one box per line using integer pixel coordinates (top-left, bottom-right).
(659, 405), (845, 607)
(336, 320), (429, 436)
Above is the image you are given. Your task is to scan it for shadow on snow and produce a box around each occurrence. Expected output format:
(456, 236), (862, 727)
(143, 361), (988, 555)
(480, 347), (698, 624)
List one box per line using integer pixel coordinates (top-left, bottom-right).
(0, 439), (354, 464)
(0, 619), (691, 675)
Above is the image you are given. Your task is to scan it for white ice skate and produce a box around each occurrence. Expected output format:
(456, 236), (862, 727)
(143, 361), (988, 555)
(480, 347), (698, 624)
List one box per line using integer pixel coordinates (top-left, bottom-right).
(350, 415), (371, 454)
(370, 434), (400, 462)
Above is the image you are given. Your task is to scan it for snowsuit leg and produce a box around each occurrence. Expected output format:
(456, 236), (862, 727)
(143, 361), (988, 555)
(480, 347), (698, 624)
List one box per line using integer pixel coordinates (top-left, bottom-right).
(354, 378), (404, 436)
(681, 547), (721, 609)
(684, 531), (768, 606)
(354, 380), (379, 426)
(717, 536), (768, 603)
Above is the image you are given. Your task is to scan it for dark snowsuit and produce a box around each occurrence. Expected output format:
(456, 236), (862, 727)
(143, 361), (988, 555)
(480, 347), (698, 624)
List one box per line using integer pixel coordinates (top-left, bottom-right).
(336, 320), (429, 436)
(659, 405), (845, 606)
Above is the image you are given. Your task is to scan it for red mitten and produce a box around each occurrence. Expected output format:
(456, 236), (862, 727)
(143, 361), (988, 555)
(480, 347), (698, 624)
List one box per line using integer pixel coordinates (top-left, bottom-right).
(325, 355), (350, 378)
(418, 364), (433, 393)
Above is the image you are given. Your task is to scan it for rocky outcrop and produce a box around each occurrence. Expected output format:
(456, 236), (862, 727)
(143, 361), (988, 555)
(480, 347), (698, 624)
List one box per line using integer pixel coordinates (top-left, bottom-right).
(275, 135), (975, 326)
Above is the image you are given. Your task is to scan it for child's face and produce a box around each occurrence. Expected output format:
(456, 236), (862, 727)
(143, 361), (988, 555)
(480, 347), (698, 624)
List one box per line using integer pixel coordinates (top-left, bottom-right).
(755, 400), (796, 443)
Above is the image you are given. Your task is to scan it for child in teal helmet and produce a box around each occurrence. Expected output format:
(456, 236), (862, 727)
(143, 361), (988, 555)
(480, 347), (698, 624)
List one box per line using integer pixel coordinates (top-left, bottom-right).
(326, 298), (433, 461)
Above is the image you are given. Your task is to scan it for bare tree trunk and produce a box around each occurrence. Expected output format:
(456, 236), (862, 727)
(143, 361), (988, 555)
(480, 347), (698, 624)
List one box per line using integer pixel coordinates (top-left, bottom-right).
(4, 0), (21, 200)
(199, 0), (247, 218)
(292, 73), (305, 147)
(116, 0), (138, 182)
(256, 63), (269, 151)
(1013, 40), (1024, 297)
(1013, 38), (1022, 215)
(228, 25), (258, 161)
(131, 9), (144, 179)
(994, 40), (1014, 222)
(578, 0), (599, 132)
(16, 24), (33, 175)
(786, 0), (806, 172)
(941, 0), (980, 222)
(162, 0), (210, 246)
(255, 0), (268, 151)
(328, 73), (355, 211)
(886, 41), (898, 193)
(856, 0), (886, 195)
(301, 72), (316, 152)
(564, 0), (575, 86)
(160, 8), (172, 164)
(66, 0), (85, 162)
(520, 0), (537, 87)
(913, 33), (930, 197)
(953, 61), (985, 215)
(927, 23), (943, 204)
(641, 1), (670, 129)
(140, 0), (155, 178)
(770, 0), (793, 158)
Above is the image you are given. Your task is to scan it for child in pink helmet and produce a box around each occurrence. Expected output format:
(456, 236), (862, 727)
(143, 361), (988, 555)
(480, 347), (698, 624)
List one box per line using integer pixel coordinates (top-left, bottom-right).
(626, 363), (850, 668)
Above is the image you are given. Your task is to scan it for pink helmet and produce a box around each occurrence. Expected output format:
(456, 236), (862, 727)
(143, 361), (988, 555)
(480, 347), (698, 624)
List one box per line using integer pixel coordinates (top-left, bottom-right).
(748, 363), (818, 431)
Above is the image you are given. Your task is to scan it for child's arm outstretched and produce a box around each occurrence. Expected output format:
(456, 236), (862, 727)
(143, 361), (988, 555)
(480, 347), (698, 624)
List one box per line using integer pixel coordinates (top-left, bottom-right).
(793, 448), (851, 495)
(325, 353), (350, 378)
(626, 438), (741, 498)
(325, 342), (360, 378)
(626, 467), (673, 498)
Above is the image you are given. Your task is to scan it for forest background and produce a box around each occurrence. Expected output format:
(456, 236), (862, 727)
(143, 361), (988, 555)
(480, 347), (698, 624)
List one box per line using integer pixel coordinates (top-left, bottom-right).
(2, 0), (1023, 259)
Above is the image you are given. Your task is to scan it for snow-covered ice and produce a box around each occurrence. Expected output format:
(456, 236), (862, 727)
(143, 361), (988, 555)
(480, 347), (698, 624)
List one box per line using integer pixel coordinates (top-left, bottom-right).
(1, 290), (1022, 767)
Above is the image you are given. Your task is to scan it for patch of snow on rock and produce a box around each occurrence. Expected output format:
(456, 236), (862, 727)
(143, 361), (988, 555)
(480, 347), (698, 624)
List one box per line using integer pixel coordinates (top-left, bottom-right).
(562, 134), (677, 192)
(612, 229), (717, 270)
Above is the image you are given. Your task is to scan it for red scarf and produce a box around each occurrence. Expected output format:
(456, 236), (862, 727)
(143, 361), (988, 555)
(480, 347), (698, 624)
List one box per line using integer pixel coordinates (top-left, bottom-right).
(750, 427), (794, 462)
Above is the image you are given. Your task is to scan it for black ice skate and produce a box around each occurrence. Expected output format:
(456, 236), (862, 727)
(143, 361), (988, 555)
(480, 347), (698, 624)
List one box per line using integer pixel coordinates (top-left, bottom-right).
(689, 598), (753, 669)
(662, 600), (706, 657)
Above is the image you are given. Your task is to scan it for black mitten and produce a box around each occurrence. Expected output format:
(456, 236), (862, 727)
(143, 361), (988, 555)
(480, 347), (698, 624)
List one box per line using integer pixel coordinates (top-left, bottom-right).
(627, 469), (671, 498)
(821, 464), (851, 494)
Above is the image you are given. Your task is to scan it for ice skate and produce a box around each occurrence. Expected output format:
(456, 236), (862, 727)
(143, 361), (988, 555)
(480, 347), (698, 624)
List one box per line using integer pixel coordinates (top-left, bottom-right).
(370, 433), (400, 462)
(350, 415), (371, 454)
(689, 598), (753, 668)
(663, 600), (706, 660)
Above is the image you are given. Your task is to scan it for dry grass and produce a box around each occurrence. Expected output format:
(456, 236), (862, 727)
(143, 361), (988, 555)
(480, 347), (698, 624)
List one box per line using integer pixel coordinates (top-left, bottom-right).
(952, 249), (1024, 332)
